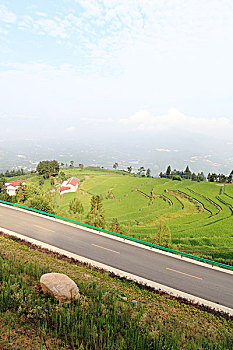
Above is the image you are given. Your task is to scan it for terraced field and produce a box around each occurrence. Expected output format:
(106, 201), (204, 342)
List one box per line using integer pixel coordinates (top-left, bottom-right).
(16, 168), (233, 263)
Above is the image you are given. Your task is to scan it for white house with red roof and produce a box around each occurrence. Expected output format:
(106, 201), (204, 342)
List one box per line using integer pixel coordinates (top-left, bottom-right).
(60, 177), (80, 196)
(5, 179), (25, 196)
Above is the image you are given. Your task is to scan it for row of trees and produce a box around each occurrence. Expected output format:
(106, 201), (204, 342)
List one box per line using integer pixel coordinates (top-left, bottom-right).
(0, 168), (25, 178)
(160, 165), (233, 183)
(60, 161), (84, 169)
(207, 171), (233, 183)
(160, 166), (205, 181)
(113, 163), (151, 177)
(136, 167), (151, 177)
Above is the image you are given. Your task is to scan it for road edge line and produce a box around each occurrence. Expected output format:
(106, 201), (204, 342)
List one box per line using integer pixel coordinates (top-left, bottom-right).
(0, 226), (233, 316)
(0, 202), (233, 276)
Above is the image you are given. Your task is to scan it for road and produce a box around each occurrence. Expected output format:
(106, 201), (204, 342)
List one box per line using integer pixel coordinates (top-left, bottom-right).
(0, 204), (232, 309)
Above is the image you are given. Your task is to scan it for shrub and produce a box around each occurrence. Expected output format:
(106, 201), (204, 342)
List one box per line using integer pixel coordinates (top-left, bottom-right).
(172, 175), (182, 181)
(69, 198), (84, 215)
(25, 196), (55, 214)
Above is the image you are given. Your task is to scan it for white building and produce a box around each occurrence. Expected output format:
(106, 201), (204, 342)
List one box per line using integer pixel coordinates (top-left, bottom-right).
(5, 179), (26, 196)
(60, 177), (80, 196)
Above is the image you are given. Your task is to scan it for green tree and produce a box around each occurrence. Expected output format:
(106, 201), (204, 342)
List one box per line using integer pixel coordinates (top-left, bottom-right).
(228, 170), (233, 183)
(127, 166), (132, 173)
(184, 165), (191, 179)
(5, 170), (10, 177)
(113, 162), (118, 170)
(25, 184), (42, 198)
(51, 160), (59, 176)
(191, 172), (197, 181)
(218, 174), (226, 183)
(146, 168), (151, 177)
(59, 171), (66, 182)
(0, 177), (6, 194)
(15, 183), (27, 203)
(197, 172), (205, 182)
(69, 198), (84, 215)
(154, 219), (171, 247)
(79, 163), (84, 170)
(36, 160), (59, 179)
(137, 166), (145, 176)
(38, 176), (44, 186)
(87, 195), (105, 229)
(209, 173), (217, 182)
(110, 218), (121, 233)
(70, 160), (74, 168)
(166, 166), (171, 177)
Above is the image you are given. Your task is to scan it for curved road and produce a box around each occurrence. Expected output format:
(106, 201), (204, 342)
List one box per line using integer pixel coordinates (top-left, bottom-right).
(0, 204), (232, 310)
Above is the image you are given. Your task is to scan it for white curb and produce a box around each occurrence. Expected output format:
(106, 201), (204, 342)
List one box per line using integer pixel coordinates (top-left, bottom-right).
(0, 226), (232, 316)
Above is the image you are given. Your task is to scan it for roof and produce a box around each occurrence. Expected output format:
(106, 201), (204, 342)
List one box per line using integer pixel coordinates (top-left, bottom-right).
(5, 179), (25, 188)
(66, 177), (80, 187)
(60, 186), (71, 193)
(5, 184), (17, 189)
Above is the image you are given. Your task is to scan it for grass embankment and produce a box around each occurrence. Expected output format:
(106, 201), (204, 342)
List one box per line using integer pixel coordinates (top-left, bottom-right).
(6, 167), (233, 264)
(0, 233), (232, 349)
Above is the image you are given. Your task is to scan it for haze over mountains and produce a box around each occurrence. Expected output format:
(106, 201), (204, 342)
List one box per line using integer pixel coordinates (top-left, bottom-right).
(0, 1), (233, 175)
(0, 130), (232, 176)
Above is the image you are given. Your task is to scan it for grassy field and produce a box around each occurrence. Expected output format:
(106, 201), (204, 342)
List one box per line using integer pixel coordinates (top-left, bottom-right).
(0, 233), (232, 349)
(7, 167), (233, 264)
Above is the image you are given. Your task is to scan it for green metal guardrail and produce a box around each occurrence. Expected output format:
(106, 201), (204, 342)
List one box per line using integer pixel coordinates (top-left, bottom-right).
(0, 199), (233, 270)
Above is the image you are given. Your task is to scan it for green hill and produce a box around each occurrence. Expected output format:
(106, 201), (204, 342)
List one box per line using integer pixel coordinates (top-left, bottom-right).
(3, 166), (233, 264)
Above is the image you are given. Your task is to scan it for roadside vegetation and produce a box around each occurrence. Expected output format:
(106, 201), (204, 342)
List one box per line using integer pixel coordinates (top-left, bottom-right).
(0, 233), (232, 349)
(0, 164), (233, 264)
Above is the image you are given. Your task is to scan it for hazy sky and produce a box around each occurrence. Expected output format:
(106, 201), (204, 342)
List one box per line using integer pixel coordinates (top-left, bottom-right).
(0, 1), (233, 172)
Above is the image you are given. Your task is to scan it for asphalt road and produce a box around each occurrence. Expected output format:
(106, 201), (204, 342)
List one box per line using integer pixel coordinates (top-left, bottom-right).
(0, 205), (232, 309)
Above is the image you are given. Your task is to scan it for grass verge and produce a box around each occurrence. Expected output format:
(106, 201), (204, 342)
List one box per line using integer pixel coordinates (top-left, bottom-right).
(0, 232), (232, 349)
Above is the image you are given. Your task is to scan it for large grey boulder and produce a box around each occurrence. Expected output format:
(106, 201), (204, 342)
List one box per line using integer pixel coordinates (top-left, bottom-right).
(40, 273), (80, 301)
